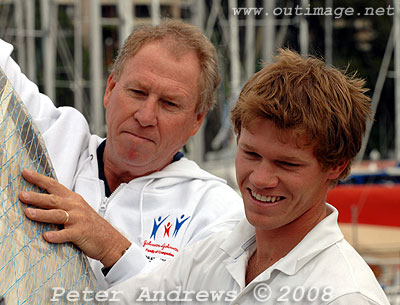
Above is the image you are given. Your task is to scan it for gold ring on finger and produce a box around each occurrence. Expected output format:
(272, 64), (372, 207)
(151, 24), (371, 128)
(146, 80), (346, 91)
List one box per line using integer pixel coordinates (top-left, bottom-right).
(63, 210), (70, 225)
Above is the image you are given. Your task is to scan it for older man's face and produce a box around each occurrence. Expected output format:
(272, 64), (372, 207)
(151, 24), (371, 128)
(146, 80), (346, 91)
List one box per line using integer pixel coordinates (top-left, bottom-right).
(103, 41), (204, 177)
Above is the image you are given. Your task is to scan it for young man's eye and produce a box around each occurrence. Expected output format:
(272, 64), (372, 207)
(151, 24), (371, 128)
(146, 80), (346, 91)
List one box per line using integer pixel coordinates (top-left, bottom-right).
(279, 161), (300, 167)
(244, 150), (261, 158)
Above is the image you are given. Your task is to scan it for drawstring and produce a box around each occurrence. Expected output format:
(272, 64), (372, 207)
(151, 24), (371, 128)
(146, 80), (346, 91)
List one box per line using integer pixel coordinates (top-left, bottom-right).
(71, 154), (93, 189)
(71, 150), (154, 245)
(138, 178), (154, 244)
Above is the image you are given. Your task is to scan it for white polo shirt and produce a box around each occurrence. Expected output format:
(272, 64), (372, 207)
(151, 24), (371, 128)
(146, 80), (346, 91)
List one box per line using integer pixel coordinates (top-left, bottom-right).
(109, 204), (390, 304)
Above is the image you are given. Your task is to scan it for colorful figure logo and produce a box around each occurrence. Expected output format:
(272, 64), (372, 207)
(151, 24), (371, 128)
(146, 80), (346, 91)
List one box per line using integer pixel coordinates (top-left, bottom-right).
(164, 222), (172, 237)
(150, 214), (191, 239)
(150, 215), (169, 240)
(172, 214), (190, 238)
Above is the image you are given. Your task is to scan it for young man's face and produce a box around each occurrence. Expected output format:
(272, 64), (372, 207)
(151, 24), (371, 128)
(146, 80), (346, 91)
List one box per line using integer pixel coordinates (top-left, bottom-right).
(103, 40), (205, 178)
(235, 118), (343, 233)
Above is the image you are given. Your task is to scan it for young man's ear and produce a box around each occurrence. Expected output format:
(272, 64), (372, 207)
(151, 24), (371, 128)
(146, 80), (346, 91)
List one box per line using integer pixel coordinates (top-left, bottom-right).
(327, 160), (349, 180)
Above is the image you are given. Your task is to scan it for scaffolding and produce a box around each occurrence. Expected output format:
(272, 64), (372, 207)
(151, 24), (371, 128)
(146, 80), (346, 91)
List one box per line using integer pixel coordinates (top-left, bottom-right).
(0, 0), (315, 163)
(1, 0), (399, 167)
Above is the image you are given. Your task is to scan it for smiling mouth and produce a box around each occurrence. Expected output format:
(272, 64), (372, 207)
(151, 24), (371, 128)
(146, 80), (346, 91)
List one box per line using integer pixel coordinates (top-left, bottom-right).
(250, 189), (285, 203)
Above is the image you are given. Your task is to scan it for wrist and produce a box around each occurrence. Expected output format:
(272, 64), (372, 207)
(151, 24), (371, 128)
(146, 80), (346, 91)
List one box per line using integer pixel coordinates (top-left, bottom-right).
(101, 241), (131, 268)
(101, 245), (130, 276)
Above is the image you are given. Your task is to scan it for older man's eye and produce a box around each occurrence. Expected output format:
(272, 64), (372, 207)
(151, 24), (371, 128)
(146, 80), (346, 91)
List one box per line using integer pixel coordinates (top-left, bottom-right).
(162, 99), (178, 108)
(131, 89), (145, 96)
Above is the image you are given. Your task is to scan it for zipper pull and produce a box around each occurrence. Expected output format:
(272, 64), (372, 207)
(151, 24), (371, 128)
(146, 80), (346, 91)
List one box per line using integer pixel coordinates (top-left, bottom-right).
(99, 197), (108, 217)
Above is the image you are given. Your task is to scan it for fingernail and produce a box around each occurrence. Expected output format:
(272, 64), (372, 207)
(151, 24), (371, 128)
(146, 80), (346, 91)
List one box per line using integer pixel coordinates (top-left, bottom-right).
(23, 169), (33, 176)
(44, 232), (54, 241)
(27, 208), (36, 217)
(20, 191), (29, 200)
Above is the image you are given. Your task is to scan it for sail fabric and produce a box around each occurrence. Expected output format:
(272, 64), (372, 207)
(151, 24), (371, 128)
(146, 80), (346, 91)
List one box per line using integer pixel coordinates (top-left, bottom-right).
(0, 67), (97, 304)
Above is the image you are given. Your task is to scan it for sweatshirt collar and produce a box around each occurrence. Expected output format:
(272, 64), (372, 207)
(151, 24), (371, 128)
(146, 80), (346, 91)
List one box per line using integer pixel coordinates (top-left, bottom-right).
(96, 140), (184, 197)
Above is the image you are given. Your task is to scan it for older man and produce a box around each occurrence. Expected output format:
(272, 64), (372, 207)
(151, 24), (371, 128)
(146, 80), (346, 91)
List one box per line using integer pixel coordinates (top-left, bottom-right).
(0, 20), (243, 289)
(108, 49), (390, 305)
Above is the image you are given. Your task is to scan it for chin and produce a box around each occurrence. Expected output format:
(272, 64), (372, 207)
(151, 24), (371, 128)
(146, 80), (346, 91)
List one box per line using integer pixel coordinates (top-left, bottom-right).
(245, 210), (272, 229)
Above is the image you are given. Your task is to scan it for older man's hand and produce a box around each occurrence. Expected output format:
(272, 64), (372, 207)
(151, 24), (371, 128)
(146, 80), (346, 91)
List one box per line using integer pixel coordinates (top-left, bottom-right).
(18, 169), (131, 268)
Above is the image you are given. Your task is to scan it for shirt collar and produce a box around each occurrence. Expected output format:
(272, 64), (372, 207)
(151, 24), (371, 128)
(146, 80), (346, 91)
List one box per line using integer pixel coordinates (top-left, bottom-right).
(220, 218), (256, 259)
(221, 204), (344, 279)
(272, 204), (344, 276)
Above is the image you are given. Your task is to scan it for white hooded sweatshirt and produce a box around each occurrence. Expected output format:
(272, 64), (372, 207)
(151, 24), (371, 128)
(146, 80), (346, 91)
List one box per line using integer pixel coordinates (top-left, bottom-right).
(0, 39), (244, 289)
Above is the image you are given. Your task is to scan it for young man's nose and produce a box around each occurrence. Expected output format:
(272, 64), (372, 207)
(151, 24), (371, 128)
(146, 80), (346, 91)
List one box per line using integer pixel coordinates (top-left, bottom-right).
(249, 162), (279, 189)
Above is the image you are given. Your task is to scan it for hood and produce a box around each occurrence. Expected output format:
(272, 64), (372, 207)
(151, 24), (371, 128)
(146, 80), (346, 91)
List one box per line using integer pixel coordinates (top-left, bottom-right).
(131, 157), (228, 188)
(88, 135), (228, 188)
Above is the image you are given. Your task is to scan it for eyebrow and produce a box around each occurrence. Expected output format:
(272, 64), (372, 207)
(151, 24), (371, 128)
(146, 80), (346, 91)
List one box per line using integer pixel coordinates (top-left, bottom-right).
(239, 143), (256, 151)
(239, 142), (306, 163)
(124, 80), (186, 102)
